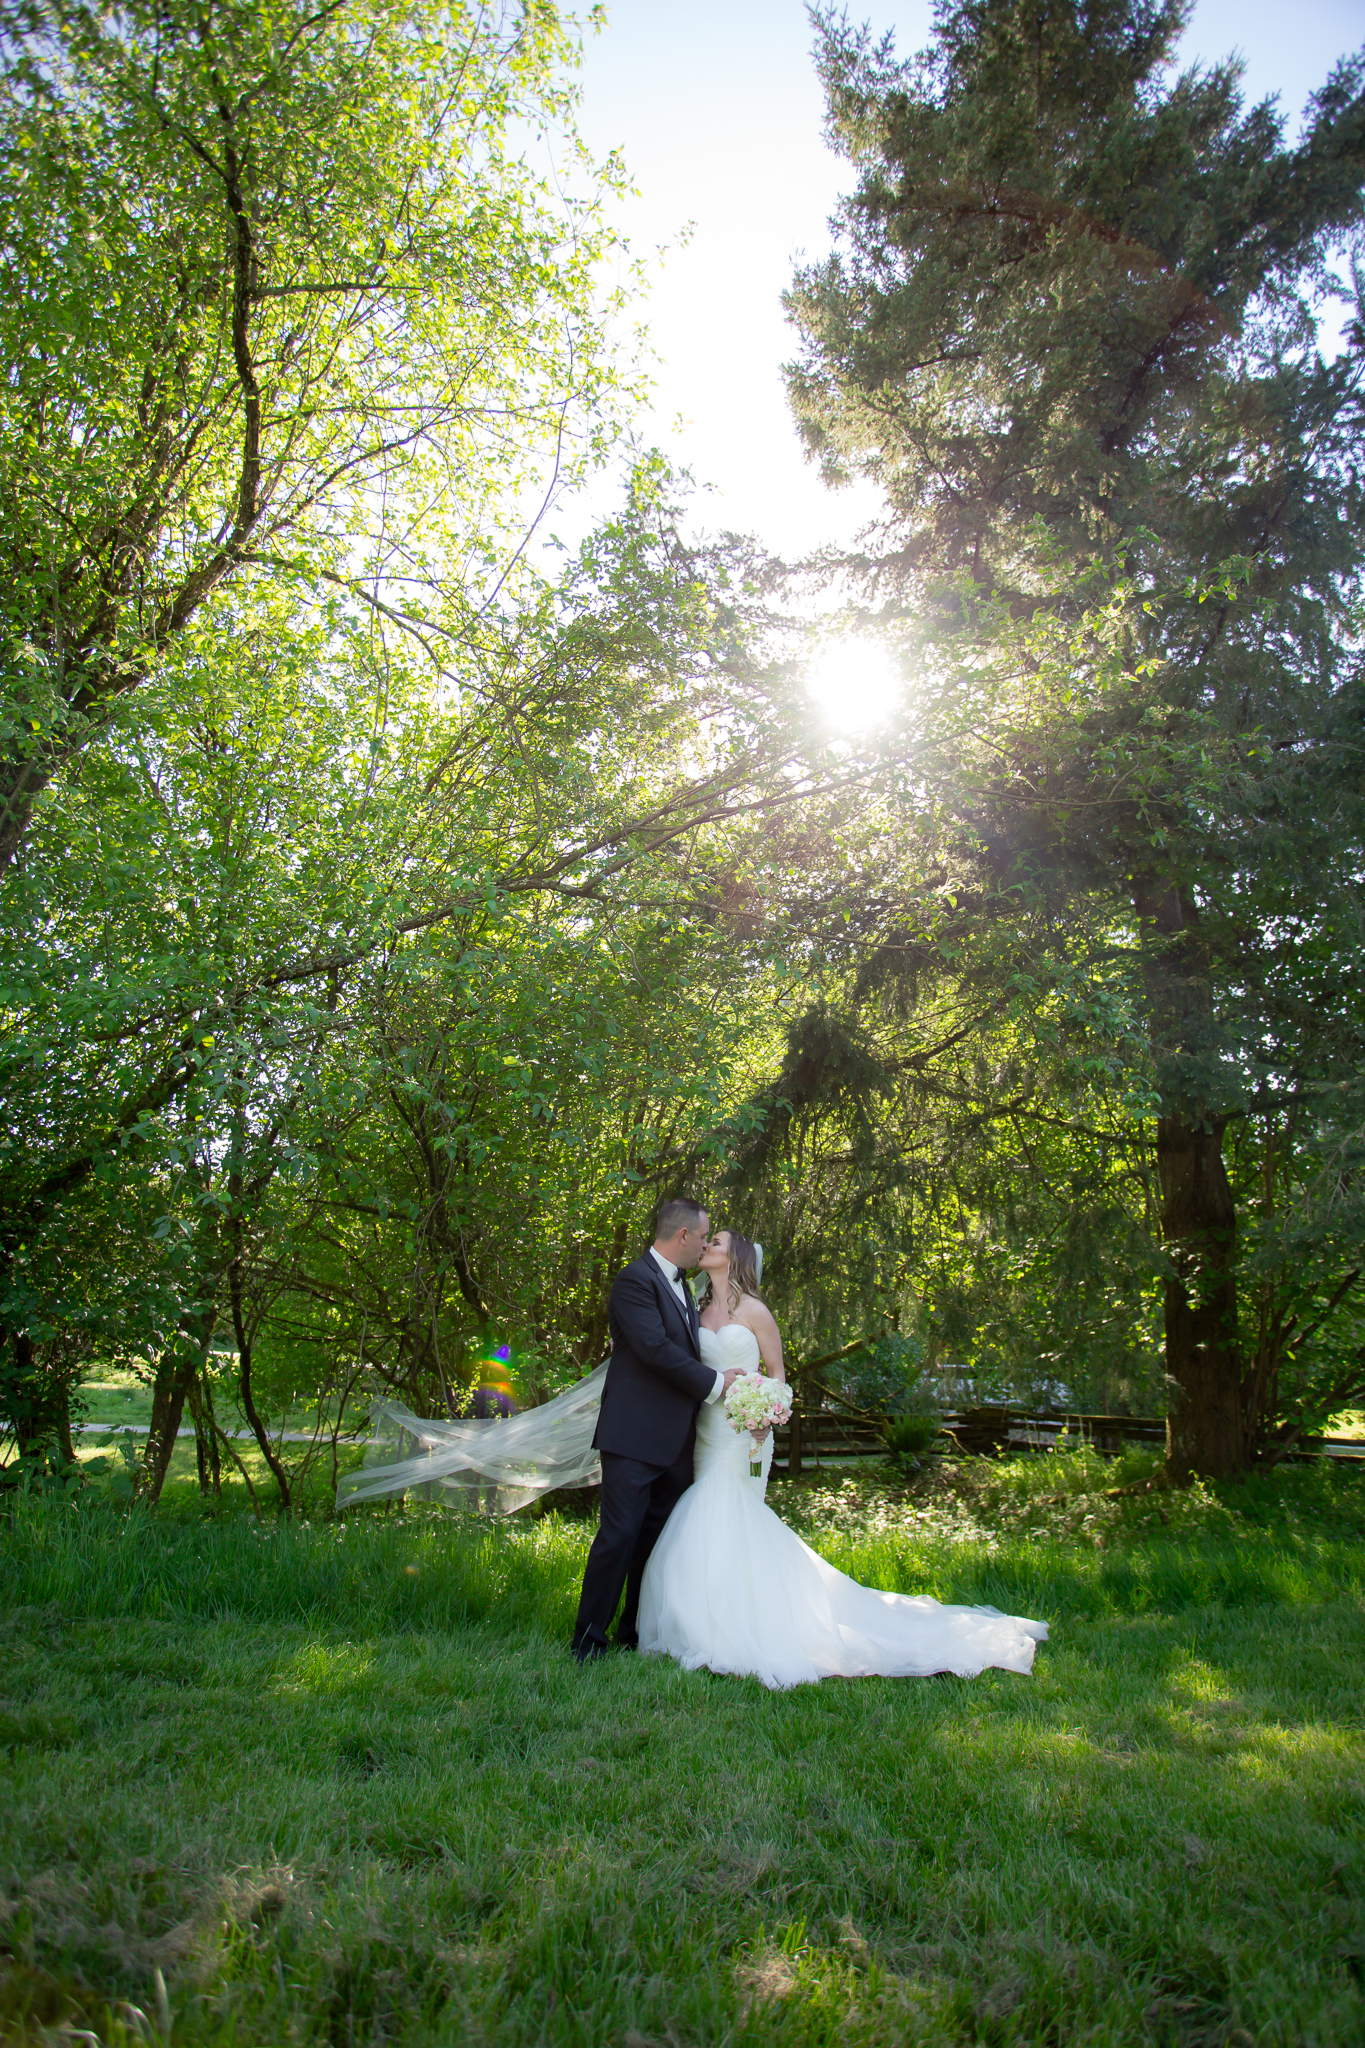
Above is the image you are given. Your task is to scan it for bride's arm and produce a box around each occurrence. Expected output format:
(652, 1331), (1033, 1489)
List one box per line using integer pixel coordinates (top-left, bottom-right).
(738, 1300), (785, 1382)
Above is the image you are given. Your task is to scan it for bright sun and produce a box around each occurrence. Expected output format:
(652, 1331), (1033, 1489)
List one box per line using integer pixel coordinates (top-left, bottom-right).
(806, 639), (902, 731)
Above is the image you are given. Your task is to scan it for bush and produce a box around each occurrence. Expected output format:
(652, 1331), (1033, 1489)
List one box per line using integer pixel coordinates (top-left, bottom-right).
(883, 1413), (942, 1461)
(830, 1332), (927, 1412)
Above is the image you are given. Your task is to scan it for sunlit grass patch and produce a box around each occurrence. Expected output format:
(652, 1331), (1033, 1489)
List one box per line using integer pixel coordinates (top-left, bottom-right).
(71, 1366), (151, 1427)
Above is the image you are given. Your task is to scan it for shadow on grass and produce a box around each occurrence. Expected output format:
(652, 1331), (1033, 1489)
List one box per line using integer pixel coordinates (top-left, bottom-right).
(943, 1532), (1365, 1621)
(0, 1498), (584, 1640)
(4, 1483), (1363, 1654)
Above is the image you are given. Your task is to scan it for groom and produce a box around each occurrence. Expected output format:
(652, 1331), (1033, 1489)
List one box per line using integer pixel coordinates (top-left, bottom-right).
(572, 1197), (744, 1661)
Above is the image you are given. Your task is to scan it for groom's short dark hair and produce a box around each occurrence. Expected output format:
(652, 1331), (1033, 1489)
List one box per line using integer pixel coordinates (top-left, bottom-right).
(655, 1196), (706, 1240)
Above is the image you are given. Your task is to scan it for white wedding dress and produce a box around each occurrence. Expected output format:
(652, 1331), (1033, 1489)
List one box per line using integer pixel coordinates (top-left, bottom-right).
(636, 1323), (1048, 1690)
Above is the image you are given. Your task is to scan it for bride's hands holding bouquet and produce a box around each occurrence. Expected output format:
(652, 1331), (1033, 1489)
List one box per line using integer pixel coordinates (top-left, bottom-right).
(724, 1373), (793, 1475)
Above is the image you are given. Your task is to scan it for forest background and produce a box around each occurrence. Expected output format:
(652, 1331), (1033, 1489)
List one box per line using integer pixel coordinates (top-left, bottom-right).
(1, 0), (1363, 1507)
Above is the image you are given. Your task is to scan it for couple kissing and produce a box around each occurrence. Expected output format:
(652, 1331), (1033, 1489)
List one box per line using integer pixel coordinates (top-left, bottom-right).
(570, 1197), (1048, 1690)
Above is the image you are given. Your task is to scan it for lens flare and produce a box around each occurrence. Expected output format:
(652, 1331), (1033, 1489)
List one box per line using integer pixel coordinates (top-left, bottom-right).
(473, 1343), (516, 1417)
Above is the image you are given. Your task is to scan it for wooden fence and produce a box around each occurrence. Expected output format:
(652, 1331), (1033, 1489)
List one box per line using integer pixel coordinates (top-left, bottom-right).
(770, 1388), (1364, 1475)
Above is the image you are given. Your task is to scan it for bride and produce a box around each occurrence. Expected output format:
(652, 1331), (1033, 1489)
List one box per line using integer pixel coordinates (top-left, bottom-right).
(635, 1229), (1047, 1690)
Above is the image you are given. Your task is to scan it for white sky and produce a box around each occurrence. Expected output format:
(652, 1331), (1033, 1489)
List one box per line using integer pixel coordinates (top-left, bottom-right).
(544, 0), (1364, 563)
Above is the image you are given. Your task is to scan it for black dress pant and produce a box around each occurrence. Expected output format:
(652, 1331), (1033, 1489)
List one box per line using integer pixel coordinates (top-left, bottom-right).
(572, 1439), (694, 1656)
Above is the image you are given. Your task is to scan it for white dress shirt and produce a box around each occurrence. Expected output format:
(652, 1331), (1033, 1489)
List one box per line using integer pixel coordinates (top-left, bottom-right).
(649, 1245), (724, 1403)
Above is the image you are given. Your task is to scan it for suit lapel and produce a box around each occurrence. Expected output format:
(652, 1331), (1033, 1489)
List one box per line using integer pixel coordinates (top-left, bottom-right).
(645, 1257), (700, 1355)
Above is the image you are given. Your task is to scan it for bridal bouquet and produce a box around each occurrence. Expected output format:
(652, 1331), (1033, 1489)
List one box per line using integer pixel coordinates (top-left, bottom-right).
(724, 1374), (793, 1476)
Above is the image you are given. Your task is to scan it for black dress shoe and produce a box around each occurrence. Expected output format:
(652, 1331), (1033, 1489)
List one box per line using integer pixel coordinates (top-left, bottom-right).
(613, 1635), (638, 1653)
(573, 1639), (609, 1664)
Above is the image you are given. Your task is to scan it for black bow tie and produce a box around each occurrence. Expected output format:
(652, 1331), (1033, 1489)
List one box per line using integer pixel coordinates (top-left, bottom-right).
(671, 1265), (690, 1290)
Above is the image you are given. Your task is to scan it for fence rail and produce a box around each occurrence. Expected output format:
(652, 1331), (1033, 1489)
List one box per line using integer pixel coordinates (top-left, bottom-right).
(770, 1401), (1364, 1474)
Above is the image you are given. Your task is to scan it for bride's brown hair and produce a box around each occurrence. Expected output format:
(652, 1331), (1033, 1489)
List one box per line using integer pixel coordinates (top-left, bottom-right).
(703, 1230), (764, 1314)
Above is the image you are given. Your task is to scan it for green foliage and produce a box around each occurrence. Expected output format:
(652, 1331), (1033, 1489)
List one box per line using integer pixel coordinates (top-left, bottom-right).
(0, 0), (661, 1481)
(881, 1412), (940, 1463)
(0, 0), (631, 851)
(830, 1333), (928, 1413)
(0, 452), (820, 1482)
(723, 888), (1172, 1412)
(3, 0), (1362, 1500)
(790, 0), (1365, 585)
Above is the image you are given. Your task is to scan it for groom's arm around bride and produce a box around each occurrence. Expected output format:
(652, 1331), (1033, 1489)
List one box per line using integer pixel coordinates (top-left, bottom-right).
(572, 1197), (741, 1661)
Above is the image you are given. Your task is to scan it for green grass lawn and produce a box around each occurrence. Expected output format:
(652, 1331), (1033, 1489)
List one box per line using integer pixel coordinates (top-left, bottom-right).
(2, 1455), (1363, 2047)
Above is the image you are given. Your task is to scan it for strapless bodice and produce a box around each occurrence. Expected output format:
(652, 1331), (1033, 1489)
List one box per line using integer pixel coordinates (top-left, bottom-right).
(695, 1323), (770, 1484)
(699, 1322), (762, 1374)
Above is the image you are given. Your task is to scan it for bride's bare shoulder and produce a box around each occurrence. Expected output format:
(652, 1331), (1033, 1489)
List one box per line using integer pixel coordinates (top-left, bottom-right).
(734, 1295), (784, 1371)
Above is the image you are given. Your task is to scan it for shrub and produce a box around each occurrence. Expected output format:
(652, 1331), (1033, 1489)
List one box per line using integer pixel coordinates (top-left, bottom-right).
(883, 1414), (942, 1461)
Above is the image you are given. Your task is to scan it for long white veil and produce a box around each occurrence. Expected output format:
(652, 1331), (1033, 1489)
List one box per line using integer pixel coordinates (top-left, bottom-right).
(336, 1364), (606, 1517)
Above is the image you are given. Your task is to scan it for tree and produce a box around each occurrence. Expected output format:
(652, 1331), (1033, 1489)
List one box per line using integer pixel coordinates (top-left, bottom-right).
(783, 0), (1365, 1476)
(721, 964), (1167, 1413)
(0, 461), (847, 1494)
(0, 0), (627, 862)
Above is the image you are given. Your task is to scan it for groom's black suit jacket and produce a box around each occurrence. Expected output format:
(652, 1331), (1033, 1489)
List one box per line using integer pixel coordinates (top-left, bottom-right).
(594, 1254), (716, 1468)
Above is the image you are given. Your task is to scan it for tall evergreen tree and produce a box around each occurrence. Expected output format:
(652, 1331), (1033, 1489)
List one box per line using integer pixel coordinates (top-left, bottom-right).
(786, 0), (1365, 1475)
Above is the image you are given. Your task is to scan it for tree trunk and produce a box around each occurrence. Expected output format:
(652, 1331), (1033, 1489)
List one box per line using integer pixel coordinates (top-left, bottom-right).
(2, 1332), (79, 1474)
(54, 1382), (77, 1466)
(1135, 878), (1245, 1479)
(236, 1334), (291, 1512)
(193, 1414), (210, 1491)
(186, 1373), (221, 1497)
(143, 1305), (219, 1503)
(230, 1244), (291, 1511)
(582, 1217), (629, 1368)
(1156, 1113), (1244, 1477)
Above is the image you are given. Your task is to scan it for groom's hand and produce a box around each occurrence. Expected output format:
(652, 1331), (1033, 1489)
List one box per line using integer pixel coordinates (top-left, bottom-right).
(720, 1368), (747, 1395)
